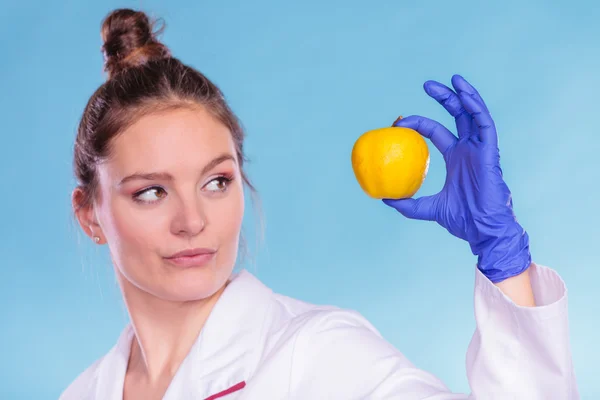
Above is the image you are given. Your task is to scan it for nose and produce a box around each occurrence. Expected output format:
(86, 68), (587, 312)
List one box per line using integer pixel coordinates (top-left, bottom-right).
(171, 194), (207, 237)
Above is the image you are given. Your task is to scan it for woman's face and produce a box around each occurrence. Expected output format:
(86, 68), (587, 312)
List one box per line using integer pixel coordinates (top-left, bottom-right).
(78, 106), (245, 302)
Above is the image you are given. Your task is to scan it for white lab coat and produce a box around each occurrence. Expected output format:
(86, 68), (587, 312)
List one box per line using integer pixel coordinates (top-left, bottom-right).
(60, 262), (579, 399)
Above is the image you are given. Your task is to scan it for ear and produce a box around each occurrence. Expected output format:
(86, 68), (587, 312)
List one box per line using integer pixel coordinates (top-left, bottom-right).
(72, 187), (104, 244)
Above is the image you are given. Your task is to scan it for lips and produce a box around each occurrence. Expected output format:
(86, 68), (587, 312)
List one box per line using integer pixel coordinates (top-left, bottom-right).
(165, 248), (216, 268)
(167, 248), (216, 258)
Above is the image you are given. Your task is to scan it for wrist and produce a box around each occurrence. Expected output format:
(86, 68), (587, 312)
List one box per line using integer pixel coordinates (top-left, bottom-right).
(493, 265), (536, 306)
(473, 225), (531, 283)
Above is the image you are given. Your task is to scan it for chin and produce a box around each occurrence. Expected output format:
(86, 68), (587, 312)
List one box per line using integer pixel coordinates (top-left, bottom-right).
(155, 261), (233, 302)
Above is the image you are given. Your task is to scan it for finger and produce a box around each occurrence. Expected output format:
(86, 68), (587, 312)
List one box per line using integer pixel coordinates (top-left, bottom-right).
(423, 80), (471, 138)
(457, 91), (498, 145)
(451, 74), (489, 112)
(382, 195), (437, 221)
(393, 115), (456, 155)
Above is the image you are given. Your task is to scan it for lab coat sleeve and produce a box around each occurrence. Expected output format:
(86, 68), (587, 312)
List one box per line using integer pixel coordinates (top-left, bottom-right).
(288, 263), (578, 400)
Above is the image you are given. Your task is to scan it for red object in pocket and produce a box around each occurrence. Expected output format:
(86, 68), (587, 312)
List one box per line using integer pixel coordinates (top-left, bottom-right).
(204, 381), (246, 400)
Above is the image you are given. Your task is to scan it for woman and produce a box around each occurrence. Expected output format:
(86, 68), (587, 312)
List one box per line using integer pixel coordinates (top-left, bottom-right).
(61, 8), (578, 400)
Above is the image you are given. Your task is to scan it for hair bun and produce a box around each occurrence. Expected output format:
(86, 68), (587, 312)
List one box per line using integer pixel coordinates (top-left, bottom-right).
(101, 8), (170, 78)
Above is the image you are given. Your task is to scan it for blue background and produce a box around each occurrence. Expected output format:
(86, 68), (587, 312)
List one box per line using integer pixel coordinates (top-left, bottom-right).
(1, 0), (598, 398)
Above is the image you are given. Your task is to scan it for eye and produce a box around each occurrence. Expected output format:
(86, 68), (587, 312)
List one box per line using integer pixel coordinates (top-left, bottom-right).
(133, 186), (167, 204)
(204, 176), (233, 193)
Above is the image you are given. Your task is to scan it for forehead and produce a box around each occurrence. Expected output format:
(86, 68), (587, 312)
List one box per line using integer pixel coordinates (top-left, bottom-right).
(107, 107), (236, 174)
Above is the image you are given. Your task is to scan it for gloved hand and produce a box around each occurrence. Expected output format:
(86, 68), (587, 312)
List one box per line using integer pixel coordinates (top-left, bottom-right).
(383, 75), (531, 283)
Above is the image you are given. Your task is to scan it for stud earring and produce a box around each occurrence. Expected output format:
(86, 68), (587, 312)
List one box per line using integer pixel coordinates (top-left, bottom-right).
(93, 236), (100, 244)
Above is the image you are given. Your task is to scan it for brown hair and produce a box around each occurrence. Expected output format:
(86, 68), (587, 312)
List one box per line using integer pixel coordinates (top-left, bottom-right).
(73, 8), (255, 210)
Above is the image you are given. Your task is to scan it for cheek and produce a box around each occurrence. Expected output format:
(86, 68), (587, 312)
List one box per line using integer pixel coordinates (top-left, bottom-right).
(210, 187), (245, 244)
(105, 197), (169, 256)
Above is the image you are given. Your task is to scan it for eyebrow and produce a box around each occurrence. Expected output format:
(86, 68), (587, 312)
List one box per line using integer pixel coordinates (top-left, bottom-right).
(117, 153), (236, 186)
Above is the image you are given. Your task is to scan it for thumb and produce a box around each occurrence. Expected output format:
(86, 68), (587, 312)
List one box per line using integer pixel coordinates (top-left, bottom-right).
(382, 195), (437, 221)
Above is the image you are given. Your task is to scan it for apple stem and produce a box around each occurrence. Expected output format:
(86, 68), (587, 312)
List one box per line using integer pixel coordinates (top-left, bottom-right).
(392, 115), (403, 126)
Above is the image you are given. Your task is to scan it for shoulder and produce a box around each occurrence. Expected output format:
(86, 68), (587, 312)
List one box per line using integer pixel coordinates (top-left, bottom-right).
(289, 306), (393, 359)
(249, 285), (451, 397)
(265, 291), (398, 364)
(266, 278), (382, 326)
(58, 356), (104, 400)
(265, 289), (382, 338)
(59, 325), (133, 400)
(267, 300), (420, 397)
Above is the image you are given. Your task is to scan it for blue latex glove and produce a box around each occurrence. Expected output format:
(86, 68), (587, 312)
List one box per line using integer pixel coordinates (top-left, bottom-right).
(383, 75), (531, 283)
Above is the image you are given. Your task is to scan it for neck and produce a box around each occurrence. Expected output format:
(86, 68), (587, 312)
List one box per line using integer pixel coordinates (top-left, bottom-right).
(118, 273), (228, 383)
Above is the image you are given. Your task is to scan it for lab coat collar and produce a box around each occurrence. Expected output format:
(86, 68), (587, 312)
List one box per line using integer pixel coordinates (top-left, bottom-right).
(94, 269), (273, 400)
